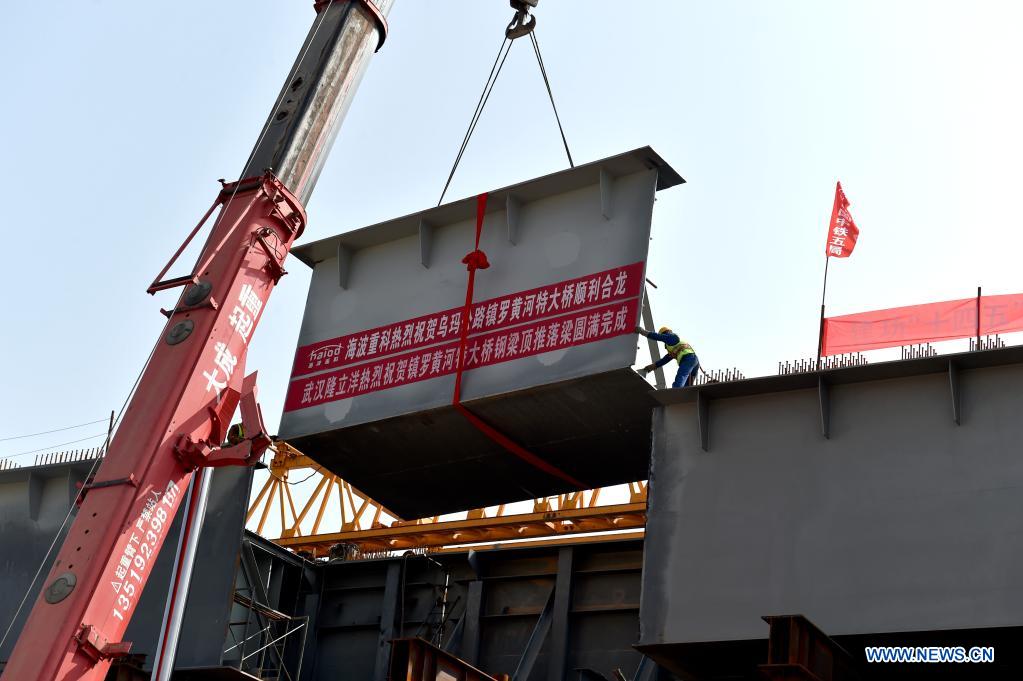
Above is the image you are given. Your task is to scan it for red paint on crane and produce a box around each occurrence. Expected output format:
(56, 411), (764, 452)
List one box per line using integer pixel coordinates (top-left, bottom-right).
(2, 175), (305, 681)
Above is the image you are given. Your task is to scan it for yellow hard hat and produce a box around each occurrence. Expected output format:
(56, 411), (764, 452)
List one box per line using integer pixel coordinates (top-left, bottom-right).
(658, 326), (672, 335)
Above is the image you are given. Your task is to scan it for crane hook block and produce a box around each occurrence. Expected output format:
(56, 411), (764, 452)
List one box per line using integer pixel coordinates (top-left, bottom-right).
(506, 0), (538, 40)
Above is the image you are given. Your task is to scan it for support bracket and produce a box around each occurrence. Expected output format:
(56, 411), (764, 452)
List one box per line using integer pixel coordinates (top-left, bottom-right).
(76, 624), (133, 662)
(82, 475), (138, 492)
(338, 243), (353, 289)
(419, 218), (434, 268)
(146, 173), (304, 295)
(759, 614), (861, 680)
(511, 588), (555, 681)
(948, 360), (961, 425)
(547, 547), (574, 681)
(818, 376), (830, 439)
(77, 474), (138, 506)
(256, 230), (288, 283)
(160, 296), (220, 319)
(599, 168), (614, 220)
(697, 389), (710, 452)
(506, 194), (521, 245)
(460, 580), (483, 665)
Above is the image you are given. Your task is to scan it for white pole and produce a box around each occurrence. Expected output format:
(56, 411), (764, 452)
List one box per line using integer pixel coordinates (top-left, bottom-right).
(152, 466), (212, 680)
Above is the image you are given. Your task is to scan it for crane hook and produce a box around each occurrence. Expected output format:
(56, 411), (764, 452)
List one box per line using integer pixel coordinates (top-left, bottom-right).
(506, 0), (538, 40)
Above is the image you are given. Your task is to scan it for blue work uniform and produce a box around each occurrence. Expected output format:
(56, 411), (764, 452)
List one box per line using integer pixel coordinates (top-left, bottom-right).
(645, 330), (699, 388)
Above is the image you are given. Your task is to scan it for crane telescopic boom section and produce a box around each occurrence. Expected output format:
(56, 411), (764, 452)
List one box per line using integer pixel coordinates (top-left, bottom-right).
(1, 2), (391, 679)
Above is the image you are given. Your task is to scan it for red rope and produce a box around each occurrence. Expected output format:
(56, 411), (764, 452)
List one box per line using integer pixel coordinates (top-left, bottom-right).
(452, 193), (585, 489)
(452, 194), (491, 405)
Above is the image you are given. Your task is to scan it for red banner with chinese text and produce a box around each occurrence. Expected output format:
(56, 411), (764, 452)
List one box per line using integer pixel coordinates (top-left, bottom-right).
(284, 297), (640, 411)
(292, 261), (644, 378)
(822, 293), (1023, 356)
(824, 182), (859, 258)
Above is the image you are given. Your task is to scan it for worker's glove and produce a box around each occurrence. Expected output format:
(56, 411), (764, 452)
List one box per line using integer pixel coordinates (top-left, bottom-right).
(634, 326), (646, 335)
(637, 365), (654, 377)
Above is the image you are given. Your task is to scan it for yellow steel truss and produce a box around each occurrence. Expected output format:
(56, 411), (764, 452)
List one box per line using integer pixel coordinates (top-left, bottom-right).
(247, 441), (647, 557)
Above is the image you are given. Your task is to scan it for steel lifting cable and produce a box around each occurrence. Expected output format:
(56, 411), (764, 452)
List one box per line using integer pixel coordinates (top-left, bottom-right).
(436, 11), (584, 488)
(437, 35), (515, 206)
(437, 16), (575, 205)
(529, 31), (573, 168)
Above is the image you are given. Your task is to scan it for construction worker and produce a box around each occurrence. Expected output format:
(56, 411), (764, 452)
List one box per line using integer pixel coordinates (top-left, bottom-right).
(635, 326), (699, 388)
(225, 422), (245, 447)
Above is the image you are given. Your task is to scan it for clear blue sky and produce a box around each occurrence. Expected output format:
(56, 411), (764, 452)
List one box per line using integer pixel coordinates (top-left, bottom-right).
(2, 1), (1022, 460)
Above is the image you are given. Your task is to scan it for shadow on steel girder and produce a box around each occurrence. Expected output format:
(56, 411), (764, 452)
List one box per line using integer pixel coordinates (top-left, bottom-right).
(289, 368), (657, 519)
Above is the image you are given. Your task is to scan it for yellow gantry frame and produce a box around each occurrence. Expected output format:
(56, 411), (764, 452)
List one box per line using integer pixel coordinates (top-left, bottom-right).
(246, 442), (647, 557)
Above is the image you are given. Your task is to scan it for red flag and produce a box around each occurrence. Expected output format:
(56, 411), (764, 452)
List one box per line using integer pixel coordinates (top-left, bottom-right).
(824, 181), (859, 258)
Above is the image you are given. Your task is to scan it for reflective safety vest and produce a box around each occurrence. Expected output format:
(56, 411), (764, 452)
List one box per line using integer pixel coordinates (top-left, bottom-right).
(665, 339), (694, 363)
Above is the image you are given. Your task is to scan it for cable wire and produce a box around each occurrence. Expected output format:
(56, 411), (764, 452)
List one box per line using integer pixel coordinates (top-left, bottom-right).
(0, 435), (107, 654)
(529, 31), (573, 168)
(437, 23), (576, 206)
(0, 264), (166, 651)
(286, 466), (322, 486)
(0, 418), (109, 443)
(1, 433), (107, 461)
(0, 361), (145, 654)
(268, 466), (322, 486)
(437, 35), (515, 206)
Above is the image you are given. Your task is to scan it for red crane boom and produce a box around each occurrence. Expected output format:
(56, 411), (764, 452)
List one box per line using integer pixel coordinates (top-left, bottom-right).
(1, 1), (390, 678)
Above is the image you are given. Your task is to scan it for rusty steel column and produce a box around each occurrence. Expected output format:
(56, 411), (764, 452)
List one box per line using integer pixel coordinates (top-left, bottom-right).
(758, 615), (861, 681)
(389, 638), (499, 681)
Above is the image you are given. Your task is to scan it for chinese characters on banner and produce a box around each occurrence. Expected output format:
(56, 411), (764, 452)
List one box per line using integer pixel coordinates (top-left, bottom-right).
(822, 293), (1023, 356)
(284, 297), (640, 411)
(292, 261), (645, 377)
(824, 181), (859, 258)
